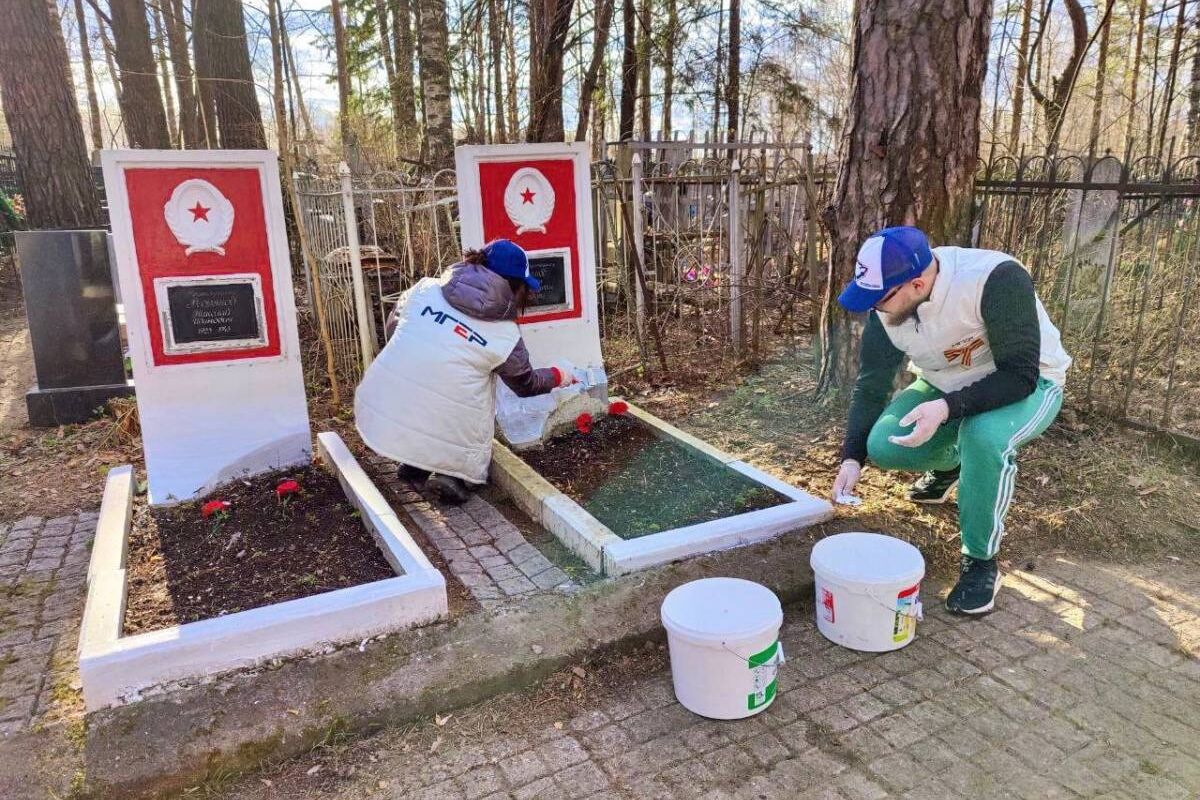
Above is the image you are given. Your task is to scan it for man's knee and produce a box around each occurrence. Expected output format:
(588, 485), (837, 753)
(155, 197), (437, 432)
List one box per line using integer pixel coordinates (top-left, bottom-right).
(866, 424), (916, 471)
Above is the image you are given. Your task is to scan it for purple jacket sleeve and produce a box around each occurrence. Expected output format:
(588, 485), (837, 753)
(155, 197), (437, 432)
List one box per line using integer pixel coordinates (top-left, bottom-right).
(496, 338), (558, 397)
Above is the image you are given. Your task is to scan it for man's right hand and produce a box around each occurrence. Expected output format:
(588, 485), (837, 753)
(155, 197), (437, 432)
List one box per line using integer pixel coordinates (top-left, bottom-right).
(831, 459), (862, 503)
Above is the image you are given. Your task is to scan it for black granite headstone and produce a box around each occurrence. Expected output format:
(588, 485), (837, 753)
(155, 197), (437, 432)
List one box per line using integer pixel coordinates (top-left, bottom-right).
(17, 230), (132, 426)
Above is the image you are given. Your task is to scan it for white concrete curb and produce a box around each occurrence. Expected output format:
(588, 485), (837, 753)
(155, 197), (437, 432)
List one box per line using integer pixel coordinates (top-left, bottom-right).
(490, 403), (833, 576)
(78, 433), (448, 711)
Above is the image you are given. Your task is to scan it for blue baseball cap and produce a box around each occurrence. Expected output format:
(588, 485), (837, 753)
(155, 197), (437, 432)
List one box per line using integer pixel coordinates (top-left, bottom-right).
(483, 239), (540, 292)
(837, 226), (933, 312)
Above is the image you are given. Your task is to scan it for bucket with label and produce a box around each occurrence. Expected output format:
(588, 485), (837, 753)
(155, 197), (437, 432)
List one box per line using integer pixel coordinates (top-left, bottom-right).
(660, 577), (785, 720)
(810, 532), (925, 652)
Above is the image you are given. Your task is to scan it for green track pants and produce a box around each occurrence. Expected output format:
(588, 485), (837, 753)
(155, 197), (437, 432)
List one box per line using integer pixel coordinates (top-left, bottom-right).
(866, 377), (1063, 560)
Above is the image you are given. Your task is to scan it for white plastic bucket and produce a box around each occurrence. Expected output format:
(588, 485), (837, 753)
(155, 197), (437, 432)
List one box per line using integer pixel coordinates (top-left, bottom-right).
(810, 532), (925, 652)
(661, 577), (785, 720)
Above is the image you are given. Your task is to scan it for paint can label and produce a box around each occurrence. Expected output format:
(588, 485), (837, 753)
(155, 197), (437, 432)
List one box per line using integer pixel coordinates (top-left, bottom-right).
(893, 584), (920, 643)
(821, 587), (836, 624)
(747, 640), (783, 710)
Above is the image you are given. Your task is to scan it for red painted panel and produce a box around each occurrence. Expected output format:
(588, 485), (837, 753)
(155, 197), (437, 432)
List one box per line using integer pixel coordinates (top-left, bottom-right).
(123, 166), (281, 366)
(477, 158), (582, 324)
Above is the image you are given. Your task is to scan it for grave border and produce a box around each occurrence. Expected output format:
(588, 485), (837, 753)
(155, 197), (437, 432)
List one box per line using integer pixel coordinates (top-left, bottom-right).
(488, 402), (833, 576)
(78, 432), (447, 711)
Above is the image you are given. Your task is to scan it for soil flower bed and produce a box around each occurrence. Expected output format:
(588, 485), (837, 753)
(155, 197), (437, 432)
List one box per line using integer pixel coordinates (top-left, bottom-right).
(520, 414), (788, 538)
(124, 463), (395, 634)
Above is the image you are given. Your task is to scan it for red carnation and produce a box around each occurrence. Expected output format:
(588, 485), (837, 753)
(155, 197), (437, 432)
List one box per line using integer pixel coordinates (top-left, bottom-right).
(608, 401), (629, 415)
(575, 412), (593, 434)
(201, 500), (230, 519)
(276, 479), (301, 499)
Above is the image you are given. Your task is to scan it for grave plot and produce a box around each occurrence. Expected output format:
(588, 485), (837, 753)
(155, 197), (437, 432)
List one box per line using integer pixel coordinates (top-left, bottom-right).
(491, 404), (832, 576)
(456, 143), (832, 576)
(79, 432), (447, 711)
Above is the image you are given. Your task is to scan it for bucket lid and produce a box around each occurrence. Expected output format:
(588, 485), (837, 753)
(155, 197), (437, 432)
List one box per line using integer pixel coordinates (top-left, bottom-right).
(661, 577), (783, 644)
(809, 532), (925, 588)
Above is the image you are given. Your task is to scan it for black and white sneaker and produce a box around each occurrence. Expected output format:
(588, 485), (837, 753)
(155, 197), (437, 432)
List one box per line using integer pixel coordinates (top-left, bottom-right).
(907, 467), (960, 504)
(946, 555), (1001, 616)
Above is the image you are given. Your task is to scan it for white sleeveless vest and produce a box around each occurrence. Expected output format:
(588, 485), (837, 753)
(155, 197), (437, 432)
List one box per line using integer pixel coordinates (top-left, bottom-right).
(881, 247), (1072, 394)
(354, 277), (521, 483)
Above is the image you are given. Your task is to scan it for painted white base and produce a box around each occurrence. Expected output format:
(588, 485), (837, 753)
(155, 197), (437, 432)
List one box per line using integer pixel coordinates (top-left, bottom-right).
(489, 403), (833, 576)
(79, 432), (448, 711)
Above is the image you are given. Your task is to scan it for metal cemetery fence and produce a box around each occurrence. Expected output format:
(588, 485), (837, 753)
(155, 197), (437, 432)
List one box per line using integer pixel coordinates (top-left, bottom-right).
(973, 152), (1200, 441)
(293, 146), (1199, 442)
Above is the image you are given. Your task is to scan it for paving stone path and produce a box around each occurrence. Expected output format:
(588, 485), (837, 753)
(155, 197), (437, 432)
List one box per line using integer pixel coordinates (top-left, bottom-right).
(227, 556), (1200, 800)
(363, 455), (577, 609)
(0, 513), (94, 736)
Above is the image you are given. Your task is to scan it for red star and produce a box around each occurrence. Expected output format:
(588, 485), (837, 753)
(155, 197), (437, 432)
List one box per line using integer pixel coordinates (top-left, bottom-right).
(189, 201), (211, 222)
(520, 188), (536, 204)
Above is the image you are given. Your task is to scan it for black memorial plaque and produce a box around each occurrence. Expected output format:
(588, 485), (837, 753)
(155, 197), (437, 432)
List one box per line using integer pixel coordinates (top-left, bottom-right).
(528, 254), (568, 308)
(166, 282), (261, 345)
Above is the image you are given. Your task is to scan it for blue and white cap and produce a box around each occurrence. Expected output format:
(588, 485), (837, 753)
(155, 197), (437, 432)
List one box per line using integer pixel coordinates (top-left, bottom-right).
(483, 239), (541, 292)
(837, 226), (933, 313)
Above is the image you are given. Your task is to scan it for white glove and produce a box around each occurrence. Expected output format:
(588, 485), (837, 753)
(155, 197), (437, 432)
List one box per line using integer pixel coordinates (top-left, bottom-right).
(888, 399), (950, 448)
(831, 459), (862, 505)
(551, 360), (578, 387)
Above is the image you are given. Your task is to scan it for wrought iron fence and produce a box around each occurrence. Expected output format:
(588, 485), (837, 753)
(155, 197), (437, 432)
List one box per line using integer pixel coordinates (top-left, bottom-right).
(973, 152), (1200, 440)
(293, 146), (1199, 443)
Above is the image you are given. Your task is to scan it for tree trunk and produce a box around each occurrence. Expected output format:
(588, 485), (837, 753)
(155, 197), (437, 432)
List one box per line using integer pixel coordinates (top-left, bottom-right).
(1155, 0), (1188, 157)
(726, 0), (740, 143)
(110, 0), (171, 148)
(619, 0), (637, 140)
(73, 0), (104, 150)
(280, 13), (315, 145)
(151, 2), (179, 146)
(193, 0), (266, 149)
(659, 0), (677, 139)
(376, 0), (403, 157)
(1124, 0), (1150, 154)
(162, 0), (202, 147)
(818, 0), (992, 392)
(636, 0), (652, 139)
(505, 1), (519, 137)
(712, 0), (724, 142)
(527, 0), (576, 141)
(488, 0), (507, 141)
(1088, 2), (1113, 157)
(1144, 0), (1169, 156)
(1008, 0), (1034, 154)
(575, 0), (615, 140)
(0, 0), (101, 229)
(97, 13), (122, 97)
(1027, 0), (1088, 156)
(391, 0), (419, 141)
(328, 0), (357, 159)
(418, 0), (455, 166)
(1188, 1), (1200, 154)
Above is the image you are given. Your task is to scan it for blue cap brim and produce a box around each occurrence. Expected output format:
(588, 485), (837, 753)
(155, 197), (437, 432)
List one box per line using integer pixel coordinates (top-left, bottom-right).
(838, 281), (885, 313)
(524, 276), (542, 292)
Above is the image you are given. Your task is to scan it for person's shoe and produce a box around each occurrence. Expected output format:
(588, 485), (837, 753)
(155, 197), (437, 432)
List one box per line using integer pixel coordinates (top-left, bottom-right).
(396, 463), (431, 482)
(946, 555), (1001, 616)
(907, 466), (960, 504)
(425, 473), (471, 505)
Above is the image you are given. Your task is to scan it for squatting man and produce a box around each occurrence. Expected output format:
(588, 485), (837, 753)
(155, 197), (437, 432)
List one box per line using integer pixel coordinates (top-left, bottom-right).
(831, 226), (1071, 615)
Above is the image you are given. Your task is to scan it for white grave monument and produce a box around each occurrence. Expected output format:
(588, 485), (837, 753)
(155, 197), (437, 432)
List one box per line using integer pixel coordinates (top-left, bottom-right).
(455, 143), (608, 447)
(102, 150), (310, 504)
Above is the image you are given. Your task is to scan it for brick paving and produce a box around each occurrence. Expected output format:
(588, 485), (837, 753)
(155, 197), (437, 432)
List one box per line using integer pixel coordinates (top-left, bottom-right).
(230, 556), (1200, 799)
(0, 513), (95, 736)
(363, 455), (579, 609)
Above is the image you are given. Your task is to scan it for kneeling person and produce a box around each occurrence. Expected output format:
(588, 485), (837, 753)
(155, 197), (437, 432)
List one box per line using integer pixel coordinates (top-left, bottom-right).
(831, 227), (1071, 615)
(355, 239), (575, 505)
